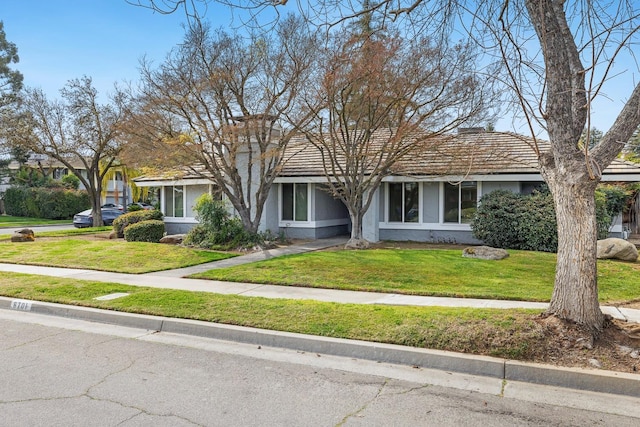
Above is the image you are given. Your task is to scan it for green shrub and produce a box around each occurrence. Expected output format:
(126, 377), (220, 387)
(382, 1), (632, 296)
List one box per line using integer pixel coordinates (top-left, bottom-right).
(113, 209), (163, 238)
(472, 187), (618, 252)
(4, 186), (90, 219)
(469, 190), (523, 249)
(595, 184), (632, 238)
(124, 220), (165, 243)
(517, 191), (558, 252)
(184, 194), (262, 250)
(127, 203), (143, 212)
(61, 174), (80, 190)
(595, 191), (611, 240)
(471, 189), (557, 252)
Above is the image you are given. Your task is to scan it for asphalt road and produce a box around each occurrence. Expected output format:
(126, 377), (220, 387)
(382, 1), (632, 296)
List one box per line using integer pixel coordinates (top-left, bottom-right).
(1, 311), (638, 427)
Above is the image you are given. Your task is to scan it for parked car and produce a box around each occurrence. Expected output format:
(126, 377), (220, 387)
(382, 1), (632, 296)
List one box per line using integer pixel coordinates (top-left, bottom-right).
(127, 202), (154, 211)
(101, 203), (124, 211)
(73, 208), (124, 228)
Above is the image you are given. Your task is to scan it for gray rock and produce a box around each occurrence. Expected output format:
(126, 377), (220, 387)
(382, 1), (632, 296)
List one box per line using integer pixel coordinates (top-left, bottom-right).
(344, 238), (370, 250)
(462, 246), (509, 260)
(588, 358), (602, 369)
(159, 234), (185, 244)
(11, 228), (35, 242)
(596, 238), (638, 262)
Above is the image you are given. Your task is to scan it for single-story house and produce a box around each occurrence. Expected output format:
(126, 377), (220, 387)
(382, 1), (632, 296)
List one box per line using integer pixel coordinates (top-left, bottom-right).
(134, 129), (640, 243)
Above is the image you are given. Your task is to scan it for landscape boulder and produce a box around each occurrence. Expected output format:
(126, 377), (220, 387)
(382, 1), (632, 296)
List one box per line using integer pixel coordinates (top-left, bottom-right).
(462, 245), (509, 260)
(11, 228), (35, 242)
(159, 234), (185, 245)
(597, 238), (638, 262)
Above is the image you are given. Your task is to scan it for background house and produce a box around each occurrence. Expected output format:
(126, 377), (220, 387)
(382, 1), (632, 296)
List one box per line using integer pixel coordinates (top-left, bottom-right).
(3, 154), (133, 207)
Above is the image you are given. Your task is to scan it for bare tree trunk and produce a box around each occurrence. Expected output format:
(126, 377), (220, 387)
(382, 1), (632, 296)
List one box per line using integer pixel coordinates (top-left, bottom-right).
(346, 210), (369, 249)
(543, 162), (604, 330)
(90, 189), (103, 227)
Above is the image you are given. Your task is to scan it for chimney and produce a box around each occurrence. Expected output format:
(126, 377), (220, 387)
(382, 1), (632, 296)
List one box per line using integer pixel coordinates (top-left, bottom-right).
(457, 127), (486, 134)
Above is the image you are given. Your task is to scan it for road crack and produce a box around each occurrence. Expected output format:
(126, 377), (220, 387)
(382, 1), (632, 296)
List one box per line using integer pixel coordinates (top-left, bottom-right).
(335, 379), (388, 426)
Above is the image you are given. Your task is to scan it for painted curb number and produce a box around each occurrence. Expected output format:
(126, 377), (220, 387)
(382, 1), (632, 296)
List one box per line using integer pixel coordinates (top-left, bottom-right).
(10, 300), (32, 311)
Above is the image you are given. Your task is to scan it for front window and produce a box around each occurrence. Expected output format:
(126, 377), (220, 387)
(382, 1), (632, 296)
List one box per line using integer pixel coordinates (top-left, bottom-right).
(53, 168), (68, 180)
(164, 185), (184, 217)
(282, 183), (308, 221)
(444, 182), (477, 223)
(388, 182), (419, 223)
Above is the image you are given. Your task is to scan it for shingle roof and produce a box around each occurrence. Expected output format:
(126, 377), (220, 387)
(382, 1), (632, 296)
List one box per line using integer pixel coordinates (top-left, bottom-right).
(280, 130), (640, 177)
(135, 130), (640, 182)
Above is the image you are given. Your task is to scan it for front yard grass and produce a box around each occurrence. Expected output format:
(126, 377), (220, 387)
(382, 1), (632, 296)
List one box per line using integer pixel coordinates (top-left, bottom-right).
(0, 272), (542, 360)
(0, 215), (70, 227)
(0, 238), (234, 273)
(191, 249), (640, 304)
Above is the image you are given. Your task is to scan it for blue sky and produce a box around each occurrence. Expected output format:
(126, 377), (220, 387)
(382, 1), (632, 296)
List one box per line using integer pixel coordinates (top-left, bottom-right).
(2, 0), (197, 98)
(2, 1), (637, 136)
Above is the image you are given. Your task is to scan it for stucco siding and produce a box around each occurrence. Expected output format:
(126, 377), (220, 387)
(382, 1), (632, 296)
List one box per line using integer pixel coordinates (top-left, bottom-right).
(422, 182), (440, 223)
(262, 186), (280, 233)
(186, 184), (209, 217)
(314, 187), (349, 221)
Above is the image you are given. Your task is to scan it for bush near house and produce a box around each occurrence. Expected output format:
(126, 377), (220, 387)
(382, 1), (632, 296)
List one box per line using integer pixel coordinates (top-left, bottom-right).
(183, 194), (262, 250)
(124, 219), (165, 243)
(472, 186), (626, 252)
(112, 209), (163, 238)
(4, 187), (90, 219)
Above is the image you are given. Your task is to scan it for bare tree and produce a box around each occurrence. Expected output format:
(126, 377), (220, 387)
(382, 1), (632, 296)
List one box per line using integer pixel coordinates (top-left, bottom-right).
(5, 77), (126, 226)
(298, 24), (494, 247)
(127, 16), (317, 233)
(132, 0), (640, 330)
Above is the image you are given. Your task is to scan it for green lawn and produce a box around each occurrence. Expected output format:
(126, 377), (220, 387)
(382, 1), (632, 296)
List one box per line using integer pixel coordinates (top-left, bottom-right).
(0, 215), (70, 228)
(0, 238), (235, 273)
(192, 249), (640, 304)
(0, 271), (542, 360)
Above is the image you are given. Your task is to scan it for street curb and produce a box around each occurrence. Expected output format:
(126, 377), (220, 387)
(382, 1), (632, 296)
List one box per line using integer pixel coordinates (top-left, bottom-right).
(1, 296), (638, 397)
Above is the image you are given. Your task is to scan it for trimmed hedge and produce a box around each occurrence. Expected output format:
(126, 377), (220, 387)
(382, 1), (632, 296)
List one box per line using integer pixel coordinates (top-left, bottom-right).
(124, 220), (165, 243)
(471, 188), (616, 253)
(3, 186), (90, 219)
(112, 209), (163, 238)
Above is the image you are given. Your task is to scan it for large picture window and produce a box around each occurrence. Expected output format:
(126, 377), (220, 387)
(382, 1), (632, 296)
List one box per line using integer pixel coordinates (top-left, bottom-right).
(388, 182), (419, 223)
(444, 182), (477, 223)
(282, 183), (308, 221)
(164, 185), (184, 217)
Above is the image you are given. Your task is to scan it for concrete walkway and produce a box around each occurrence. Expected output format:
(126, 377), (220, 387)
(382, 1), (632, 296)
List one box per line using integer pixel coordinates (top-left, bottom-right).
(0, 236), (638, 323)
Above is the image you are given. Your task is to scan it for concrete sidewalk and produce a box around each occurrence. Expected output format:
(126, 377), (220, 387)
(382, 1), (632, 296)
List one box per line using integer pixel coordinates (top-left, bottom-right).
(0, 236), (638, 323)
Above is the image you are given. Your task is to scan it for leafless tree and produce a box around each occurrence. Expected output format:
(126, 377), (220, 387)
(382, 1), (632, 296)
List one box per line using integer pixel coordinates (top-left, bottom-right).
(127, 16), (317, 233)
(297, 25), (494, 247)
(5, 77), (126, 226)
(460, 0), (640, 331)
(133, 0), (640, 330)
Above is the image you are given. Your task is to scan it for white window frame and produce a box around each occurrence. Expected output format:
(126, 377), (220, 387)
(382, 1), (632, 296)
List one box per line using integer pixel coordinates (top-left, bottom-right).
(163, 185), (185, 218)
(279, 182), (311, 225)
(385, 182), (422, 224)
(440, 181), (481, 225)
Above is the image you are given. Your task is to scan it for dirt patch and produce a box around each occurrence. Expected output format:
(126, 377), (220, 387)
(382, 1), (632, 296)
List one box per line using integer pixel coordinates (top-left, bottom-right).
(521, 315), (639, 373)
